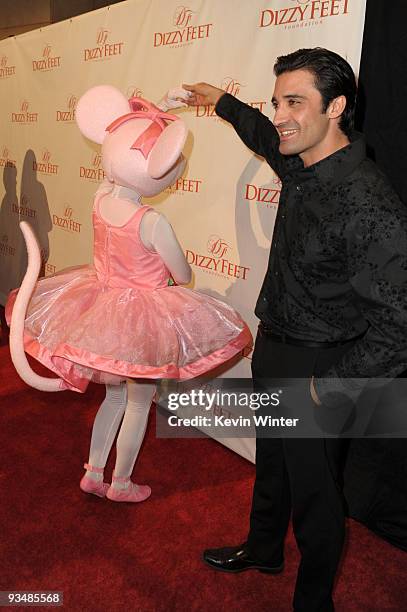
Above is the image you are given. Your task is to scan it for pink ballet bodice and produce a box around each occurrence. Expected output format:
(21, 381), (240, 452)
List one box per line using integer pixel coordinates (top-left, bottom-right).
(93, 194), (171, 290)
(5, 187), (252, 392)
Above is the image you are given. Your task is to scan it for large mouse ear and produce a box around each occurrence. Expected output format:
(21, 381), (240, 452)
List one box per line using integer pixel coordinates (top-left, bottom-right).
(76, 85), (131, 144)
(147, 120), (187, 179)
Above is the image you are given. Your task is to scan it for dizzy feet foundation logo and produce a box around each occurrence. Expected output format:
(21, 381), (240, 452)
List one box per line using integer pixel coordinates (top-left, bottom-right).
(166, 175), (203, 196)
(33, 150), (59, 175)
(221, 78), (245, 98)
(12, 194), (36, 219)
(79, 152), (106, 182)
(56, 95), (77, 122)
(207, 235), (230, 260)
(0, 55), (16, 78)
(186, 235), (250, 280)
(126, 86), (143, 99)
(173, 6), (195, 27)
(0, 146), (16, 168)
(195, 78), (267, 119)
(45, 261), (56, 274)
(32, 44), (61, 71)
(52, 205), (82, 233)
(11, 100), (38, 123)
(244, 176), (282, 208)
(260, 0), (349, 29)
(83, 28), (124, 62)
(0, 234), (16, 257)
(154, 6), (213, 48)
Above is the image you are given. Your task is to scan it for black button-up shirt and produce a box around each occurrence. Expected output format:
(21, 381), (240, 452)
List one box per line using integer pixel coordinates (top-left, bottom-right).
(216, 93), (407, 401)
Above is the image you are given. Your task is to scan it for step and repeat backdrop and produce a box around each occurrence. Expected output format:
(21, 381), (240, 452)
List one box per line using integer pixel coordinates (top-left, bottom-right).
(0, 0), (366, 460)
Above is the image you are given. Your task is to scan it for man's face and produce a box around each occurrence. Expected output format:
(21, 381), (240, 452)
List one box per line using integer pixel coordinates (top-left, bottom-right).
(272, 69), (332, 164)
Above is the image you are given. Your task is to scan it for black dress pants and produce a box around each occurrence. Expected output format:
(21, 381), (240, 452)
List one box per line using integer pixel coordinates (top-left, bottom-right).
(246, 331), (354, 612)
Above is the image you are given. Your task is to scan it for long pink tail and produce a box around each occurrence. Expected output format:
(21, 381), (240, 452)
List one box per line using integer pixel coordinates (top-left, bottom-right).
(9, 221), (64, 391)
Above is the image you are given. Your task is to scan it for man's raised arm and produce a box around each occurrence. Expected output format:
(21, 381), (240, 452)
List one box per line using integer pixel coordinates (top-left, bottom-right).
(183, 82), (286, 179)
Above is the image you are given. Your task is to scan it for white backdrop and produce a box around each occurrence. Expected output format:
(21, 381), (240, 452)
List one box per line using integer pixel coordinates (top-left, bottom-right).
(0, 0), (366, 461)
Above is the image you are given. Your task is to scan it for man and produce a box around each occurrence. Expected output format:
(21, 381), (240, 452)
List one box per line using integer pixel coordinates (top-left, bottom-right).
(183, 48), (407, 611)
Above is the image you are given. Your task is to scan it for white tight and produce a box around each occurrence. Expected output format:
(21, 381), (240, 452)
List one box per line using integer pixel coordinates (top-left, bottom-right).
(87, 380), (156, 480)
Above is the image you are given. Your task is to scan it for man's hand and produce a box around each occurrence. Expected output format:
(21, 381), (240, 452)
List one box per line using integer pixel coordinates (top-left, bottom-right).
(310, 376), (322, 406)
(182, 82), (225, 107)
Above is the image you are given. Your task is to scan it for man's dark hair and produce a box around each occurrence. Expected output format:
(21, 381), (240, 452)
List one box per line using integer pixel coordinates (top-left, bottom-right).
(274, 47), (357, 137)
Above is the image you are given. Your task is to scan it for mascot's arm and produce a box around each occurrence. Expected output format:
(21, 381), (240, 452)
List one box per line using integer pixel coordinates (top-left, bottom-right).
(9, 221), (64, 391)
(156, 87), (191, 112)
(140, 212), (191, 285)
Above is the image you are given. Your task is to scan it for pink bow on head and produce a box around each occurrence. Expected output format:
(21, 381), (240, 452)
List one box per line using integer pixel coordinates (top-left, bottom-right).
(105, 97), (179, 158)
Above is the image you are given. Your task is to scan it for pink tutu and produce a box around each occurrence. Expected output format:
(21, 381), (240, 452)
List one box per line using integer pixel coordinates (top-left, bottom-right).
(6, 203), (251, 392)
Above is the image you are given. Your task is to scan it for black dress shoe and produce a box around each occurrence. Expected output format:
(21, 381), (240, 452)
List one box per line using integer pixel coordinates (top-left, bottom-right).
(203, 544), (284, 574)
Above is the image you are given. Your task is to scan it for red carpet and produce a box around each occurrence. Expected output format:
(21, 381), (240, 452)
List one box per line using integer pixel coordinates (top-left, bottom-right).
(1, 335), (406, 611)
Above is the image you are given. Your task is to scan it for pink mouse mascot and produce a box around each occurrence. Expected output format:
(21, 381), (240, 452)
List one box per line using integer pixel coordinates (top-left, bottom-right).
(6, 85), (252, 503)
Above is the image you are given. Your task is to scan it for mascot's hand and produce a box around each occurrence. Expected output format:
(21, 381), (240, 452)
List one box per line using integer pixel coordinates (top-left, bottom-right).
(156, 87), (191, 112)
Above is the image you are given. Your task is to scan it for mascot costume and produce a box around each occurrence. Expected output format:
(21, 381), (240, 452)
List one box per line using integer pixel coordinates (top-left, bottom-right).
(6, 86), (252, 502)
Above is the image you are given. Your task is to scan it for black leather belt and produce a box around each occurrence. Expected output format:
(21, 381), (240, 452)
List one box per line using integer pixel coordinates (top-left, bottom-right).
(258, 322), (365, 349)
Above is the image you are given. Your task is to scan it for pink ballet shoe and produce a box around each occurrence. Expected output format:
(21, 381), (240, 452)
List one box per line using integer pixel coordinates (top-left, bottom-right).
(80, 463), (109, 498)
(106, 474), (151, 503)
